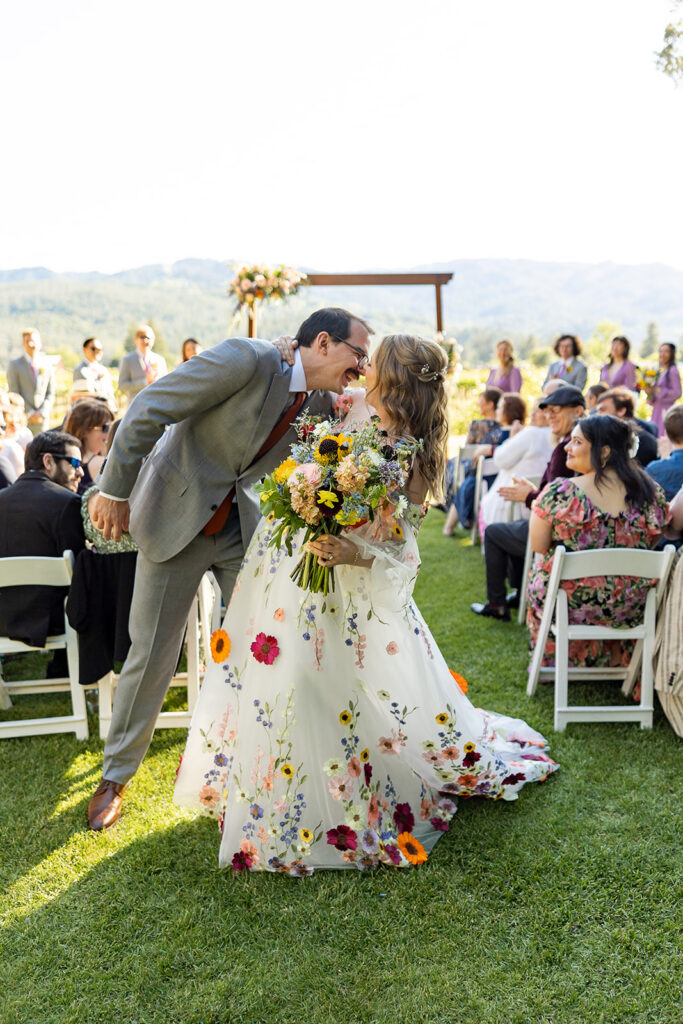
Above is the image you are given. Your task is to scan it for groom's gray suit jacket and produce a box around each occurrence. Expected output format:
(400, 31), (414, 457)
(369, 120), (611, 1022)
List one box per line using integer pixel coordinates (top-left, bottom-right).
(98, 338), (332, 563)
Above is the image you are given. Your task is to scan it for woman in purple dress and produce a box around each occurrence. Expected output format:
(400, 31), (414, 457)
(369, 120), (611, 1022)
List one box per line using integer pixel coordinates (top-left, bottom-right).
(486, 339), (522, 393)
(647, 343), (682, 436)
(599, 335), (638, 392)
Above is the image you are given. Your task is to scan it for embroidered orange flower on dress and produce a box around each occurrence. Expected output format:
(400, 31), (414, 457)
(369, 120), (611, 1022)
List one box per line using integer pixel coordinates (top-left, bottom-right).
(397, 832), (428, 865)
(449, 669), (468, 694)
(210, 629), (231, 663)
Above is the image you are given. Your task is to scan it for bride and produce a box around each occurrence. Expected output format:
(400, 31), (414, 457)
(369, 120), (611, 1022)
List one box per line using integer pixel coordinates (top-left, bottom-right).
(174, 335), (557, 873)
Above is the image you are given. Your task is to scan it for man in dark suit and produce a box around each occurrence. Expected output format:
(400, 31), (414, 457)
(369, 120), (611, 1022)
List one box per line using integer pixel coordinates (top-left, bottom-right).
(595, 388), (658, 467)
(0, 430), (85, 648)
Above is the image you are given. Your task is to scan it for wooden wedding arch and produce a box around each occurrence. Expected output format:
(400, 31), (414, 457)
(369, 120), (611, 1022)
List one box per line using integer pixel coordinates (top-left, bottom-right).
(245, 271), (454, 337)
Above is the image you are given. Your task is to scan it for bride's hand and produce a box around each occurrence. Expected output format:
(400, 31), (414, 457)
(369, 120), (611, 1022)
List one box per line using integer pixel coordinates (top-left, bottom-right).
(308, 535), (365, 568)
(272, 335), (298, 365)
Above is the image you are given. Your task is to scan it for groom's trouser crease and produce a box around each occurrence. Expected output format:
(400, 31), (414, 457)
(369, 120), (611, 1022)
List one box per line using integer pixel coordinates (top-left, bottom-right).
(102, 508), (243, 784)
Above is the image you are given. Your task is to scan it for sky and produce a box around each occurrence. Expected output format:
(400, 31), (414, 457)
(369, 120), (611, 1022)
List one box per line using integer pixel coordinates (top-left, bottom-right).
(2, 0), (683, 274)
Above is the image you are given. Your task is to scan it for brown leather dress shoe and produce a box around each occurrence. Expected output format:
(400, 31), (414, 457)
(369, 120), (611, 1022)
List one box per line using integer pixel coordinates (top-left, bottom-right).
(88, 777), (128, 831)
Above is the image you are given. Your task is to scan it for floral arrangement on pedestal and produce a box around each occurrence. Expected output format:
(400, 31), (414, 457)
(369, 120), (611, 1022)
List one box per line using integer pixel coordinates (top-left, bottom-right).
(229, 263), (306, 310)
(228, 263), (307, 337)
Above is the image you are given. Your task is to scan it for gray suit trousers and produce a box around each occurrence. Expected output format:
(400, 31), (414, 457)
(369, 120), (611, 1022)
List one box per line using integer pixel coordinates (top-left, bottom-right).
(102, 507), (244, 783)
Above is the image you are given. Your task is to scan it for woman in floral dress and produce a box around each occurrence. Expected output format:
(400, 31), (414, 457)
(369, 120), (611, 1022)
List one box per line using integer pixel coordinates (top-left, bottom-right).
(174, 336), (557, 874)
(527, 414), (670, 667)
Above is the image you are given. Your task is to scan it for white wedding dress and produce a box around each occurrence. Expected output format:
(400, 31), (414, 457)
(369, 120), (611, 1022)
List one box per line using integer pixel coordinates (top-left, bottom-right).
(174, 397), (558, 874)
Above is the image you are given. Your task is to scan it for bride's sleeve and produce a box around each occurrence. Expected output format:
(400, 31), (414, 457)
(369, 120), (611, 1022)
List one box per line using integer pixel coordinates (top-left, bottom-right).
(342, 516), (421, 614)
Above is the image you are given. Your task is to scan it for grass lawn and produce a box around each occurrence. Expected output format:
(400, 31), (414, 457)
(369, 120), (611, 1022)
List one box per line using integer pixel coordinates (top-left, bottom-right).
(0, 510), (680, 1024)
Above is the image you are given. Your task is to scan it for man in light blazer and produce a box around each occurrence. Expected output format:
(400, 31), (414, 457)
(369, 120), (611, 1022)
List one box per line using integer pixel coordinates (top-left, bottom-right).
(542, 334), (588, 392)
(87, 307), (373, 830)
(7, 330), (56, 434)
(117, 324), (168, 403)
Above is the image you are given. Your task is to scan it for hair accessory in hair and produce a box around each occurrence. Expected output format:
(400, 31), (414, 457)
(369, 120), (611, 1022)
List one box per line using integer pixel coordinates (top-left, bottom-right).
(628, 433), (640, 460)
(418, 363), (444, 383)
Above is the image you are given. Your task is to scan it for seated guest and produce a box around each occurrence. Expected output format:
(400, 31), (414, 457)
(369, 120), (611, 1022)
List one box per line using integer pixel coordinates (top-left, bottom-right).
(118, 324), (168, 403)
(585, 382), (608, 412)
(0, 430), (85, 648)
(3, 392), (33, 451)
(80, 421), (137, 553)
(180, 337), (203, 363)
(443, 386), (504, 535)
(543, 334), (588, 392)
(645, 343), (682, 437)
(471, 385), (585, 620)
(478, 396), (554, 537)
(527, 415), (669, 667)
(64, 400), (114, 495)
(486, 339), (522, 394)
(646, 406), (683, 501)
(600, 335), (638, 391)
(73, 337), (117, 408)
(595, 387), (658, 466)
(0, 396), (25, 483)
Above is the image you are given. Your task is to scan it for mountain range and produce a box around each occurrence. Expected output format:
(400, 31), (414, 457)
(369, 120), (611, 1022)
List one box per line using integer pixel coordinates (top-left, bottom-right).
(0, 257), (681, 363)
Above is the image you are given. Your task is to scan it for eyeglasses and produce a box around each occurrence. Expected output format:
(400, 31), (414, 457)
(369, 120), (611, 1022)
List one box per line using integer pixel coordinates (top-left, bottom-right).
(47, 453), (82, 469)
(331, 335), (370, 371)
(89, 345), (103, 353)
(137, 335), (151, 341)
(102, 422), (110, 433)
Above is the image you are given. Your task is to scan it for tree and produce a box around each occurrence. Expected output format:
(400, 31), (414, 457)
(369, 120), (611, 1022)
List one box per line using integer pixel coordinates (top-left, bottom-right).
(656, 1), (683, 82)
(642, 322), (660, 360)
(584, 320), (623, 364)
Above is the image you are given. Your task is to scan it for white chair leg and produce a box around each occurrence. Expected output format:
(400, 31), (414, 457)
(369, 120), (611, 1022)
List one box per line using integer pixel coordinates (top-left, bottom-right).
(186, 595), (200, 713)
(554, 590), (570, 732)
(66, 621), (89, 741)
(638, 591), (656, 729)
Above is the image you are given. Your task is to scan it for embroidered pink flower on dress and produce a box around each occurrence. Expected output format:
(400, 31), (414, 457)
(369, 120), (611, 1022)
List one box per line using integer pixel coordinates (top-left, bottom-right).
(386, 641), (399, 655)
(377, 735), (401, 755)
(250, 632), (280, 664)
(347, 756), (361, 777)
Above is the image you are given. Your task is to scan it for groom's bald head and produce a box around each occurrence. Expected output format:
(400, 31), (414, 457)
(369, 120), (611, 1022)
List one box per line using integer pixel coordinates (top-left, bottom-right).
(295, 308), (373, 348)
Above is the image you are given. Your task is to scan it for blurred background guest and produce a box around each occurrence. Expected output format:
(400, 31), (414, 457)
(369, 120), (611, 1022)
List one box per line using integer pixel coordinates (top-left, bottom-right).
(543, 334), (588, 392)
(64, 399), (114, 495)
(646, 406), (683, 501)
(599, 335), (638, 391)
(0, 393), (27, 482)
(486, 339), (522, 393)
(6, 329), (56, 434)
(595, 387), (658, 466)
(527, 415), (669, 667)
(118, 324), (167, 403)
(585, 382), (609, 412)
(73, 337), (117, 408)
(180, 337), (203, 362)
(443, 386), (504, 535)
(646, 343), (682, 437)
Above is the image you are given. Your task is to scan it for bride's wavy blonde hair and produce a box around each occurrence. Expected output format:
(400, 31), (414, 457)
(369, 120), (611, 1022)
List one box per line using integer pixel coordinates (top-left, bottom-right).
(369, 335), (449, 500)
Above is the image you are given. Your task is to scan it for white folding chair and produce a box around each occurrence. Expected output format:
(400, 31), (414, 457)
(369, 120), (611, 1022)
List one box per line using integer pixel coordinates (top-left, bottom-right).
(96, 580), (216, 741)
(0, 551), (89, 740)
(471, 456), (497, 546)
(526, 545), (676, 731)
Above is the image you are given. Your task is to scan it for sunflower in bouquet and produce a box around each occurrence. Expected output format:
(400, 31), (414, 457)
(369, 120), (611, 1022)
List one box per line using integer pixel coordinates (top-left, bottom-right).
(255, 415), (421, 595)
(636, 365), (658, 394)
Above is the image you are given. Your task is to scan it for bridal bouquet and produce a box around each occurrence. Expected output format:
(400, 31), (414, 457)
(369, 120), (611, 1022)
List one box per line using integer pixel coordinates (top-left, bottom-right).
(255, 415), (421, 595)
(228, 264), (307, 309)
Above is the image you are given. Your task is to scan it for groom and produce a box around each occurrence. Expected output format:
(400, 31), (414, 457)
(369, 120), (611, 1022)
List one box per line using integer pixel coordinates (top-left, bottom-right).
(88, 308), (373, 830)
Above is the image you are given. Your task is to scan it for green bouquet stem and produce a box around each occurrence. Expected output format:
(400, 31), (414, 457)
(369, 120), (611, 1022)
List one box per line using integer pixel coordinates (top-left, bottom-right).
(290, 521), (340, 594)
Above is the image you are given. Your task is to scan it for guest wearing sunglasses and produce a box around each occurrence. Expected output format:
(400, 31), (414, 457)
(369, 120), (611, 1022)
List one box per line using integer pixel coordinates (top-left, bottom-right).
(73, 337), (117, 409)
(118, 325), (168, 404)
(64, 400), (115, 495)
(0, 430), (85, 652)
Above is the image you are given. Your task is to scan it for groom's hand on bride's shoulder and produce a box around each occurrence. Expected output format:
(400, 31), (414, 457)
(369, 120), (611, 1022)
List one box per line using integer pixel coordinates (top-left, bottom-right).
(91, 493), (131, 542)
(272, 336), (298, 365)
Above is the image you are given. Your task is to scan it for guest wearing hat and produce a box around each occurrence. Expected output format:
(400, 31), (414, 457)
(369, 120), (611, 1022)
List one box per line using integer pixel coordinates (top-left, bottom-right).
(471, 385), (585, 621)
